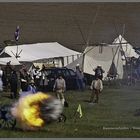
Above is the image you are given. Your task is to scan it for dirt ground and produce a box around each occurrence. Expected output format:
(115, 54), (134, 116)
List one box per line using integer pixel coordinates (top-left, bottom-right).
(0, 3), (140, 52)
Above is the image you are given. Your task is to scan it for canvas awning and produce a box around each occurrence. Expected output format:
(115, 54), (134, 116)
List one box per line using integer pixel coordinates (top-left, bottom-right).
(0, 57), (20, 65)
(0, 42), (81, 62)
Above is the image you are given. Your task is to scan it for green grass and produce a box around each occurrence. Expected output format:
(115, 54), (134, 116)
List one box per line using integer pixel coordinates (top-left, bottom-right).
(0, 85), (140, 138)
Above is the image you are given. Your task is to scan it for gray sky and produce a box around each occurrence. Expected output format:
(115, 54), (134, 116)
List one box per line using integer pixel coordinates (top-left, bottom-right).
(0, 3), (140, 51)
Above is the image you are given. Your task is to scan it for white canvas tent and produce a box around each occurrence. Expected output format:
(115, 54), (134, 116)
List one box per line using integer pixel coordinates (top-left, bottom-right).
(83, 44), (124, 79)
(67, 44), (124, 79)
(66, 55), (83, 71)
(113, 35), (139, 58)
(0, 57), (20, 65)
(0, 42), (81, 66)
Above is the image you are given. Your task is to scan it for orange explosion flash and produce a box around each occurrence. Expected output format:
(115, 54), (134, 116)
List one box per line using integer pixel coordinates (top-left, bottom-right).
(11, 92), (52, 130)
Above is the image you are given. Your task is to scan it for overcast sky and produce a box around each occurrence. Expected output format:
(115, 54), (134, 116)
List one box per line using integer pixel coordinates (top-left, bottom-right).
(0, 3), (140, 51)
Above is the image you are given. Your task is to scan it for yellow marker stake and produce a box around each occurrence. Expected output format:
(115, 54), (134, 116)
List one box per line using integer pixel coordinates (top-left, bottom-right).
(77, 104), (83, 118)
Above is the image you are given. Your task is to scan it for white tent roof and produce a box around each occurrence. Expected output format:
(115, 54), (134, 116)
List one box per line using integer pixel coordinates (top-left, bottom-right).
(66, 55), (83, 71)
(0, 42), (81, 62)
(0, 57), (20, 65)
(113, 35), (139, 58)
(67, 44), (124, 79)
(83, 45), (124, 79)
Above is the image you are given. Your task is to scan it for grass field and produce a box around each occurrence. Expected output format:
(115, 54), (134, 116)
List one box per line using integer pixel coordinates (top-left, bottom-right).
(0, 85), (140, 138)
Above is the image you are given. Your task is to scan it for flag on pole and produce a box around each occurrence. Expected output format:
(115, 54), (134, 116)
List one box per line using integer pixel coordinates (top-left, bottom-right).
(76, 104), (83, 118)
(14, 25), (20, 41)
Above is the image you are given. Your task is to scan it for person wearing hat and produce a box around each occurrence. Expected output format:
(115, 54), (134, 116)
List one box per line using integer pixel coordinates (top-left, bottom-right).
(0, 66), (3, 92)
(27, 79), (37, 94)
(75, 64), (85, 91)
(40, 65), (48, 92)
(53, 74), (66, 105)
(4, 61), (13, 91)
(10, 69), (18, 99)
(19, 64), (29, 92)
(93, 65), (105, 80)
(33, 66), (41, 89)
(89, 76), (103, 103)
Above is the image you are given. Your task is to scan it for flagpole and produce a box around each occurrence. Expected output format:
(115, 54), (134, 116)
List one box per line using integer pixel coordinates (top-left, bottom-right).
(14, 25), (20, 58)
(16, 41), (18, 58)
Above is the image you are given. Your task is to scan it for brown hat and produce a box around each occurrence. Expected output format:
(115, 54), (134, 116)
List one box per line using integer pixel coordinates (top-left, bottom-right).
(30, 80), (35, 84)
(97, 65), (101, 67)
(76, 64), (80, 67)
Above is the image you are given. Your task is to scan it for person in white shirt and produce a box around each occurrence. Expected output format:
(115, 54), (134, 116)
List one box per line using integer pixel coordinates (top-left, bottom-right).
(33, 66), (41, 89)
(0, 67), (3, 91)
(40, 70), (48, 92)
(53, 74), (66, 105)
(89, 76), (103, 103)
(93, 65), (105, 80)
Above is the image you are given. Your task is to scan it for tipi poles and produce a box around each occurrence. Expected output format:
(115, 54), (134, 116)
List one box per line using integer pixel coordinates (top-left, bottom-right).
(113, 23), (129, 80)
(86, 5), (100, 47)
(73, 5), (101, 72)
(130, 58), (133, 85)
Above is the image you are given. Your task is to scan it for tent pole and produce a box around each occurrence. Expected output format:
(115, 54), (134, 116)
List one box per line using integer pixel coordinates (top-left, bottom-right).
(73, 17), (86, 52)
(130, 58), (132, 85)
(81, 53), (85, 73)
(73, 5), (100, 76)
(86, 5), (101, 47)
(16, 44), (18, 58)
(73, 5), (100, 52)
(61, 57), (64, 67)
(113, 23), (128, 81)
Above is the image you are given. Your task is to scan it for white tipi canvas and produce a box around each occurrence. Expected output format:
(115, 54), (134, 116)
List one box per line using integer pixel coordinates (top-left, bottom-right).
(113, 35), (139, 58)
(66, 44), (124, 79)
(83, 44), (124, 79)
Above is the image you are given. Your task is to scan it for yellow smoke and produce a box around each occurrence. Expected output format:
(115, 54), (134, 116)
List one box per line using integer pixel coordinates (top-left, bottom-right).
(11, 92), (50, 129)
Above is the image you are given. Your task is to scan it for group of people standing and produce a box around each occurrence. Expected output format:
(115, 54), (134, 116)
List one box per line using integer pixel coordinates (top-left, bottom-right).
(0, 61), (105, 105)
(19, 64), (50, 96)
(29, 64), (48, 91)
(0, 62), (49, 99)
(74, 63), (105, 104)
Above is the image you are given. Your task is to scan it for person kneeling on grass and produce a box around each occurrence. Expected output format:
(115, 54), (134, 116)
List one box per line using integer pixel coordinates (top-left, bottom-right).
(89, 76), (103, 103)
(53, 74), (66, 106)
